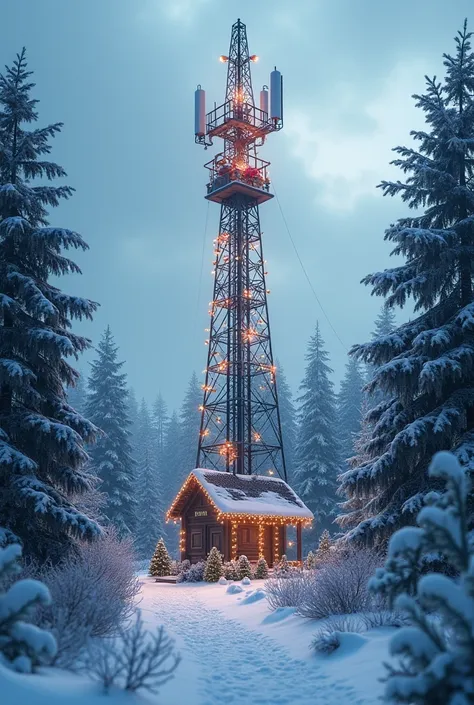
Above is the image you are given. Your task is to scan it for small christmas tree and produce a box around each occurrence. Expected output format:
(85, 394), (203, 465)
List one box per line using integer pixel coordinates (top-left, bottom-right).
(276, 554), (291, 576)
(223, 560), (239, 581)
(204, 547), (223, 582)
(149, 538), (172, 577)
(237, 555), (252, 580)
(316, 530), (332, 560)
(254, 557), (269, 579)
(304, 550), (316, 570)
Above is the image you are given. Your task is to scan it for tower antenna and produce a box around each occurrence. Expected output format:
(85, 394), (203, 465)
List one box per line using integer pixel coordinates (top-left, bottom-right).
(194, 19), (286, 479)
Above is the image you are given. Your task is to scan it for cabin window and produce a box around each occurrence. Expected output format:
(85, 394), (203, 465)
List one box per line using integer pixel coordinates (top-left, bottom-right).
(191, 531), (202, 549)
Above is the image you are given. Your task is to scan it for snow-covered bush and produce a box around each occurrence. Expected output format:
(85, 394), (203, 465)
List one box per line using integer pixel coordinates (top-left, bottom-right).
(176, 561), (206, 583)
(361, 611), (409, 629)
(254, 557), (269, 579)
(177, 560), (190, 575)
(170, 560), (179, 576)
(86, 610), (180, 694)
(370, 451), (474, 704)
(311, 616), (361, 654)
(297, 549), (383, 619)
(223, 560), (239, 581)
(29, 529), (139, 668)
(237, 555), (252, 580)
(0, 543), (56, 672)
(204, 547), (223, 582)
(265, 573), (307, 610)
(304, 550), (316, 570)
(149, 538), (172, 577)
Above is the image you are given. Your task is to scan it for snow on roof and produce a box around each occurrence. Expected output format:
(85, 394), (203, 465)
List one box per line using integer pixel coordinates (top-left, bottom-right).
(180, 468), (313, 520)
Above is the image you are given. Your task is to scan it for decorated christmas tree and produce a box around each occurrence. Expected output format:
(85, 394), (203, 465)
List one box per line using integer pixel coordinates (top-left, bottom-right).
(304, 550), (316, 570)
(316, 530), (332, 560)
(237, 554), (252, 580)
(223, 560), (239, 581)
(275, 554), (291, 576)
(204, 547), (223, 582)
(254, 557), (269, 579)
(149, 538), (172, 577)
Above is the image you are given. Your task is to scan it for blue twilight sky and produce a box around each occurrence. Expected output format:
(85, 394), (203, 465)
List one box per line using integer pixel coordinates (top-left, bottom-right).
(3, 0), (472, 411)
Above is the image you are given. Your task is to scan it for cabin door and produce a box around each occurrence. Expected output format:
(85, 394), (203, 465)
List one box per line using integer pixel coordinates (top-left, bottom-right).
(206, 524), (224, 556)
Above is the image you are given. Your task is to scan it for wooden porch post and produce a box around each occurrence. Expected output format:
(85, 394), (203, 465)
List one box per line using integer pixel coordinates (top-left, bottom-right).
(296, 523), (302, 563)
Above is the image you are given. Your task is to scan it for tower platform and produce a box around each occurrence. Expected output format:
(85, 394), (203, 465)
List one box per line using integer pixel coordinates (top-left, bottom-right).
(206, 179), (273, 204)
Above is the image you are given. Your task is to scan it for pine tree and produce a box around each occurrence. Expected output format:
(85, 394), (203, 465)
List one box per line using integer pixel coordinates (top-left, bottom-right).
(337, 358), (365, 469)
(254, 556), (269, 579)
(204, 546), (223, 582)
(149, 537), (172, 577)
(276, 362), (298, 485)
(152, 393), (168, 465)
(134, 400), (165, 559)
(161, 410), (181, 548)
(339, 22), (474, 544)
(370, 452), (474, 704)
(85, 327), (136, 537)
(178, 372), (201, 477)
(237, 554), (252, 579)
(127, 387), (140, 465)
(0, 49), (100, 561)
(294, 323), (341, 531)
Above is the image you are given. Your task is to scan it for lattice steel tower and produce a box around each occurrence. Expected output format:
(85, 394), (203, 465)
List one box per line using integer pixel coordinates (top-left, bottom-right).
(194, 18), (286, 480)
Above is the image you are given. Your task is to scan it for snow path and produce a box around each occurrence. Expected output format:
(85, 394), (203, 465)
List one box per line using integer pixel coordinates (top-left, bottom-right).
(142, 585), (363, 705)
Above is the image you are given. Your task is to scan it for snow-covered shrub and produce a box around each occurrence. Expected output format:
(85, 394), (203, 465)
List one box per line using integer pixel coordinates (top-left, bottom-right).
(237, 555), (252, 580)
(254, 557), (269, 579)
(177, 560), (190, 575)
(311, 616), (361, 654)
(370, 451), (474, 705)
(218, 576), (227, 585)
(176, 561), (206, 583)
(223, 560), (239, 581)
(296, 549), (383, 620)
(204, 547), (223, 582)
(86, 610), (180, 694)
(361, 611), (409, 630)
(169, 560), (179, 576)
(149, 538), (172, 577)
(31, 529), (139, 668)
(265, 573), (307, 610)
(241, 576), (251, 586)
(304, 550), (316, 570)
(0, 543), (56, 672)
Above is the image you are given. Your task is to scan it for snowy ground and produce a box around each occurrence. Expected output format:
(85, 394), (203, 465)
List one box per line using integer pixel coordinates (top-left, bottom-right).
(2, 575), (393, 705)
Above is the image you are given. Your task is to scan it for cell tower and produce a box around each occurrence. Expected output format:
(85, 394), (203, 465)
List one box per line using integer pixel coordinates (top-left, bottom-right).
(194, 18), (286, 480)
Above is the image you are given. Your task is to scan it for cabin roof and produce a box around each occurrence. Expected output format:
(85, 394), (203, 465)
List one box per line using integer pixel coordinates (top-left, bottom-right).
(167, 468), (314, 521)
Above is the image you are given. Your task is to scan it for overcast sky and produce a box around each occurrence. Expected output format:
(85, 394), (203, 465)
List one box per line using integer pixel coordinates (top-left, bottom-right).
(4, 0), (473, 411)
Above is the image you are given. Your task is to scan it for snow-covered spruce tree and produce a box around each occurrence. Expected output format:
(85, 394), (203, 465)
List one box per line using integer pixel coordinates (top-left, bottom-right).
(134, 400), (165, 559)
(178, 372), (201, 477)
(126, 387), (140, 465)
(254, 556), (269, 579)
(339, 22), (474, 544)
(337, 357), (365, 471)
(275, 362), (298, 485)
(294, 323), (341, 533)
(152, 392), (169, 468)
(237, 554), (252, 580)
(149, 538), (172, 577)
(85, 327), (136, 537)
(370, 452), (474, 704)
(0, 49), (100, 561)
(204, 546), (223, 582)
(0, 542), (56, 672)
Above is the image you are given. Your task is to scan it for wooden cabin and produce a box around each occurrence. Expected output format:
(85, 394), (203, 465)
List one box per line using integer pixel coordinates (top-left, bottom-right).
(166, 469), (313, 566)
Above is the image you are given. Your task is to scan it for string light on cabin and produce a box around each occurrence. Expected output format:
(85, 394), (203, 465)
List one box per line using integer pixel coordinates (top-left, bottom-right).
(231, 522), (238, 561)
(258, 524), (265, 558)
